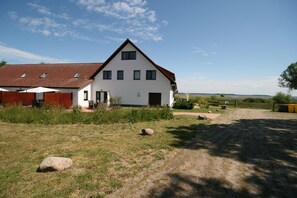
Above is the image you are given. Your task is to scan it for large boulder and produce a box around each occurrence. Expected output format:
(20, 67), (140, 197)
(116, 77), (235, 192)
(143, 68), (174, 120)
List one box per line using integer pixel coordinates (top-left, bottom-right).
(37, 157), (73, 172)
(141, 128), (154, 136)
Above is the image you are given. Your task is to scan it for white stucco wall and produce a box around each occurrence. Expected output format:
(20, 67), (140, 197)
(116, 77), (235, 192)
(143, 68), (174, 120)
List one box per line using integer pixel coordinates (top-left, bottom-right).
(92, 43), (173, 106)
(59, 84), (91, 107)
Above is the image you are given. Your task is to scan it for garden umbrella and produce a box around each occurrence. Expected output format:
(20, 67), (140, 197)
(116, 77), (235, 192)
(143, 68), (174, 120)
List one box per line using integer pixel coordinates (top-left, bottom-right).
(0, 88), (9, 91)
(20, 86), (60, 93)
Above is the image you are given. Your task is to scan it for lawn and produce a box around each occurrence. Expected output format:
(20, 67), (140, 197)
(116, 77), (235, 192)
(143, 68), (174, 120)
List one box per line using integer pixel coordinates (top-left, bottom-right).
(0, 116), (203, 197)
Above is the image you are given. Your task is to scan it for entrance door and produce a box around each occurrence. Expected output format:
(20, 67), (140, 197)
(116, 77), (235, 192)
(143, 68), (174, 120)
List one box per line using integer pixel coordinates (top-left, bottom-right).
(96, 91), (108, 103)
(148, 93), (161, 106)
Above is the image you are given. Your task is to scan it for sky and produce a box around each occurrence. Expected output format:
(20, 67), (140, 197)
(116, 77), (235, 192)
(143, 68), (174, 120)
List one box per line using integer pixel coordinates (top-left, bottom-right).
(0, 0), (297, 96)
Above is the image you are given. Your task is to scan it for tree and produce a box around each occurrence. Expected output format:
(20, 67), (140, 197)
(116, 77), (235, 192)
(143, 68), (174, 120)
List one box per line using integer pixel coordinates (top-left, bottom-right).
(278, 62), (297, 91)
(0, 59), (6, 67)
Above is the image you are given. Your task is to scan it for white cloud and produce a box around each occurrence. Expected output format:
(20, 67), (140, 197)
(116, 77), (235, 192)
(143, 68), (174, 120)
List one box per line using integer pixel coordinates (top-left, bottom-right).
(193, 47), (209, 56)
(19, 16), (67, 37)
(72, 19), (88, 26)
(27, 2), (70, 20)
(177, 76), (294, 95)
(76, 0), (164, 41)
(7, 11), (18, 20)
(8, 1), (167, 43)
(0, 44), (69, 63)
(162, 20), (169, 26)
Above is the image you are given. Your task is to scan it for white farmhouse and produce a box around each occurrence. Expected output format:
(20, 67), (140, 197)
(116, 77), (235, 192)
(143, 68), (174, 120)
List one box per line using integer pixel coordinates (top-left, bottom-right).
(0, 39), (177, 107)
(91, 39), (177, 107)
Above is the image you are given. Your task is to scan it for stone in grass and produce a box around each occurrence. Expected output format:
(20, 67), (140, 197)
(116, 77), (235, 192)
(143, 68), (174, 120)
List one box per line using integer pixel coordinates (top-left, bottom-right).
(37, 157), (73, 172)
(198, 114), (208, 120)
(141, 128), (154, 136)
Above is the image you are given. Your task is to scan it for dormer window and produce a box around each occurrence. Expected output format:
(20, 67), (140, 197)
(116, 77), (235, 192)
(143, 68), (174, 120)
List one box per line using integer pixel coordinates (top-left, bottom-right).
(20, 73), (26, 78)
(74, 73), (80, 78)
(122, 51), (136, 60)
(39, 72), (48, 79)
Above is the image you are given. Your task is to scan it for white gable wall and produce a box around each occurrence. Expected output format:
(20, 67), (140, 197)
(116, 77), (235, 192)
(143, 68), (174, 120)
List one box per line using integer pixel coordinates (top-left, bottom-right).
(92, 43), (173, 106)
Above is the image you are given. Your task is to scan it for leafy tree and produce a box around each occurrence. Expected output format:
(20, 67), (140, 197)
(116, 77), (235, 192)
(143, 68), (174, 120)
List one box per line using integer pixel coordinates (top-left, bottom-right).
(0, 59), (6, 67)
(272, 92), (296, 104)
(278, 62), (297, 91)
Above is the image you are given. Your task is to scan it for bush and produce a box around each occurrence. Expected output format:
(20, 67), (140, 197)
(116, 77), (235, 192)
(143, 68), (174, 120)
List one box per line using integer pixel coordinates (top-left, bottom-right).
(125, 107), (172, 123)
(273, 92), (296, 104)
(198, 98), (208, 108)
(110, 97), (122, 106)
(242, 98), (267, 103)
(0, 105), (173, 125)
(173, 98), (195, 109)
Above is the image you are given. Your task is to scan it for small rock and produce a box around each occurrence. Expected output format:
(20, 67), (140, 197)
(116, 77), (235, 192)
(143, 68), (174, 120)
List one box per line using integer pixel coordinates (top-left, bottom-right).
(141, 128), (154, 136)
(208, 111), (212, 113)
(198, 114), (208, 120)
(38, 157), (72, 172)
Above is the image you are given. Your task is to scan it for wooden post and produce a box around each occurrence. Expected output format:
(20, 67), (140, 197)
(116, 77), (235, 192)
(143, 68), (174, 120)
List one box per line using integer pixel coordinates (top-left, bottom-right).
(272, 102), (275, 112)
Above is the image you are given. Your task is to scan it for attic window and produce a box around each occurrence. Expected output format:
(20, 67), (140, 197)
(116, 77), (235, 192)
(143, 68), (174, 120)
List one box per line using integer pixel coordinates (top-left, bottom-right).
(20, 73), (26, 78)
(122, 51), (136, 60)
(39, 72), (48, 79)
(74, 73), (80, 78)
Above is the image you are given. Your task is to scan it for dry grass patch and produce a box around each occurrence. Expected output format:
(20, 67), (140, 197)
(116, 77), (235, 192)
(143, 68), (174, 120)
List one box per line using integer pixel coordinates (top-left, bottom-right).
(0, 116), (202, 197)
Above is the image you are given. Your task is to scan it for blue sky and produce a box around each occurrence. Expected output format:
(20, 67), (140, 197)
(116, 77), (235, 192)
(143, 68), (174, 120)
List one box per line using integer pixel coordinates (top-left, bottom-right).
(0, 0), (297, 95)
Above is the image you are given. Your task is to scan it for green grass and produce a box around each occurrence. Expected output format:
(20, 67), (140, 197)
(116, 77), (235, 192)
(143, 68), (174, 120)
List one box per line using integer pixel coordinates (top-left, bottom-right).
(0, 105), (173, 125)
(0, 116), (203, 197)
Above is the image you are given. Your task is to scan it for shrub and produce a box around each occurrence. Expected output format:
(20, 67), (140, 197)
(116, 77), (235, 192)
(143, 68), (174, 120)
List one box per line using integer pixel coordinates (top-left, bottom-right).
(110, 97), (122, 106)
(198, 98), (208, 108)
(273, 92), (296, 104)
(0, 105), (173, 125)
(173, 97), (195, 109)
(242, 98), (267, 103)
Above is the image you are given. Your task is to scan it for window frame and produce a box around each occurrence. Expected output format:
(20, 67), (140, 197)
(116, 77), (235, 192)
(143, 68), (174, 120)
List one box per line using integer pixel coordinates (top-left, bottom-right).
(117, 70), (124, 80)
(84, 91), (88, 101)
(103, 70), (112, 80)
(146, 70), (156, 80)
(133, 70), (141, 80)
(121, 51), (136, 60)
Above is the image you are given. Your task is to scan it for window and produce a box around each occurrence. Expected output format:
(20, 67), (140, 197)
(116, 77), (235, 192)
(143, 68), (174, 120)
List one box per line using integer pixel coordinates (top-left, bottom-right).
(134, 70), (141, 80)
(74, 72), (80, 78)
(103, 70), (112, 80)
(117, 70), (124, 80)
(146, 70), (156, 80)
(39, 72), (48, 79)
(84, 91), (88, 101)
(122, 51), (136, 60)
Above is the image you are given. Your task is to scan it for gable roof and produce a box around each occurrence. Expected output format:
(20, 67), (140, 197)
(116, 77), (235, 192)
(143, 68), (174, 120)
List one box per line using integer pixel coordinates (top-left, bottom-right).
(0, 63), (103, 89)
(90, 39), (176, 84)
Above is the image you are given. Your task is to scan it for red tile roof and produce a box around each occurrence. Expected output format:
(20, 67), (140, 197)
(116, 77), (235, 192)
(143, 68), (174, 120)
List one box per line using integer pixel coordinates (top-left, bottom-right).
(0, 39), (176, 89)
(0, 63), (103, 89)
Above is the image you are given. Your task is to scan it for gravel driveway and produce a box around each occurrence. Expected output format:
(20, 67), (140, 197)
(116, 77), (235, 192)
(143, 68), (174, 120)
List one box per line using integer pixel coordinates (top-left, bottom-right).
(109, 109), (297, 198)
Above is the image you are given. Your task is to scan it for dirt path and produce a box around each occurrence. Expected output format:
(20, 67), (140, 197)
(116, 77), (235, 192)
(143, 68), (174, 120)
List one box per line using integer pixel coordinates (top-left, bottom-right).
(109, 109), (297, 198)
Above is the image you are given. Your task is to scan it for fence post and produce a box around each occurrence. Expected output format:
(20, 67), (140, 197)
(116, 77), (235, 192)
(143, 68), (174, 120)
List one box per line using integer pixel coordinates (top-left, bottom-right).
(272, 102), (275, 112)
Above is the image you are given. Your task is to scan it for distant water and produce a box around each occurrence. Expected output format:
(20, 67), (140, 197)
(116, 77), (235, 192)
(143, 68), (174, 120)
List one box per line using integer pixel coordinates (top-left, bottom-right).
(179, 93), (273, 98)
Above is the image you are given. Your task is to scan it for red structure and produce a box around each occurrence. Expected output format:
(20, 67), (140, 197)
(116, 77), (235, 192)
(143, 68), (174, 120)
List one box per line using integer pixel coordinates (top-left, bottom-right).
(0, 91), (72, 108)
(44, 93), (72, 108)
(0, 91), (35, 106)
